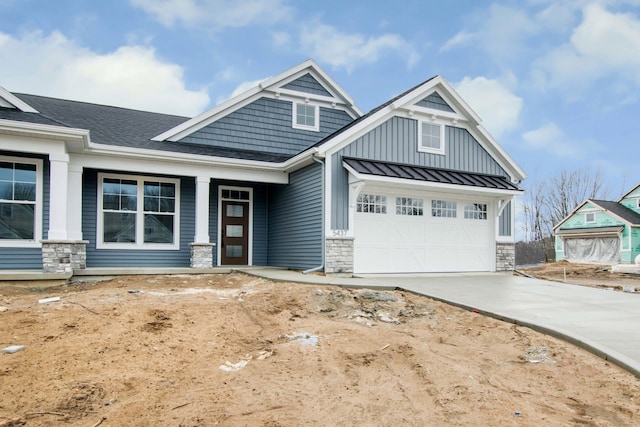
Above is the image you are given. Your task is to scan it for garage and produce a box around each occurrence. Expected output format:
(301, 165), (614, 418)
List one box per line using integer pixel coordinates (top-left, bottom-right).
(353, 189), (495, 273)
(556, 226), (623, 265)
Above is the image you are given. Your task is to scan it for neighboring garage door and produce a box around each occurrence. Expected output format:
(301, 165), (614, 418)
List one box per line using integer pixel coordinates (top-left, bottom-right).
(354, 190), (494, 273)
(564, 237), (620, 264)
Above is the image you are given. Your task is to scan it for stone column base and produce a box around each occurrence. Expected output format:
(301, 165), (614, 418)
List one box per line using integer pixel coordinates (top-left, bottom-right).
(325, 237), (354, 274)
(41, 240), (89, 274)
(496, 242), (515, 271)
(190, 243), (215, 268)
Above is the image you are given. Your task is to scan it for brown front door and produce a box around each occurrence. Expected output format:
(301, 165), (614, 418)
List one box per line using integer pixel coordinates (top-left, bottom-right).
(221, 200), (249, 265)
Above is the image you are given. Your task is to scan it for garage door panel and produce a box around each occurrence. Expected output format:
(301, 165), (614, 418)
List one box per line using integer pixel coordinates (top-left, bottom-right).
(564, 237), (620, 264)
(354, 192), (494, 273)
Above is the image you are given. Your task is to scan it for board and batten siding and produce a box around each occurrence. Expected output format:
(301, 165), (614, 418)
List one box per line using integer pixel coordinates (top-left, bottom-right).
(179, 97), (353, 156)
(208, 180), (268, 266)
(82, 169), (194, 268)
(282, 73), (332, 97)
(331, 116), (509, 229)
(499, 201), (512, 237)
(0, 152), (49, 270)
(268, 163), (323, 269)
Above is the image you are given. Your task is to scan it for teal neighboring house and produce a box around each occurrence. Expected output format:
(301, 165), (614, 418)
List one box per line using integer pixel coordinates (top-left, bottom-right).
(554, 184), (640, 264)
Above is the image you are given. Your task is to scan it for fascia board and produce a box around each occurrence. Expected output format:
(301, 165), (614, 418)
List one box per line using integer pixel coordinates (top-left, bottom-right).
(0, 87), (39, 113)
(472, 125), (527, 181)
(619, 183), (640, 202)
(343, 162), (524, 197)
(0, 119), (88, 142)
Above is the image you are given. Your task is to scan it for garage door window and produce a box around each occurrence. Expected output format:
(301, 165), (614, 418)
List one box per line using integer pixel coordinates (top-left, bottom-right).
(396, 197), (423, 216)
(432, 200), (457, 218)
(357, 194), (387, 214)
(464, 203), (487, 220)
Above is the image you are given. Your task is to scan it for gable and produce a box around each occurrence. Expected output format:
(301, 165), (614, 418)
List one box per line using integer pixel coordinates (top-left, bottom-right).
(561, 204), (625, 230)
(282, 73), (332, 97)
(178, 97), (353, 156)
(414, 92), (455, 113)
(620, 184), (640, 214)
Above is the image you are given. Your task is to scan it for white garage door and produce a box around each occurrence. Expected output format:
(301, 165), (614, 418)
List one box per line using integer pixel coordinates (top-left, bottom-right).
(354, 191), (494, 273)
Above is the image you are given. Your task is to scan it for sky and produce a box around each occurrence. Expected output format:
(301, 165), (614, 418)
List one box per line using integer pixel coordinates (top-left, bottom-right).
(1, 0), (639, 205)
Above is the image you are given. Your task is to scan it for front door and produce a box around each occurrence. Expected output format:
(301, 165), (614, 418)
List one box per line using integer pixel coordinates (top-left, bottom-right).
(221, 200), (249, 265)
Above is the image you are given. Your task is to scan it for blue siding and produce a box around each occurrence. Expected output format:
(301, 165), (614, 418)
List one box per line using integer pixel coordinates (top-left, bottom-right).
(268, 163), (322, 269)
(415, 92), (455, 112)
(282, 73), (332, 97)
(83, 170), (194, 267)
(179, 97), (353, 156)
(0, 152), (48, 270)
(208, 181), (268, 266)
(332, 117), (508, 228)
(499, 201), (512, 236)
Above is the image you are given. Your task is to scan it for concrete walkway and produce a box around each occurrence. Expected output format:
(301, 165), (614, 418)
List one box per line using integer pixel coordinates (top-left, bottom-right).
(246, 269), (640, 378)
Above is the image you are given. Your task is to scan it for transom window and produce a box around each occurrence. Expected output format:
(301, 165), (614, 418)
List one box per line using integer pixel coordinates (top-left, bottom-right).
(357, 194), (387, 214)
(98, 174), (180, 249)
(221, 189), (250, 201)
(292, 102), (319, 131)
(432, 200), (457, 218)
(0, 159), (40, 243)
(396, 197), (423, 216)
(585, 212), (596, 223)
(464, 203), (487, 220)
(419, 122), (444, 154)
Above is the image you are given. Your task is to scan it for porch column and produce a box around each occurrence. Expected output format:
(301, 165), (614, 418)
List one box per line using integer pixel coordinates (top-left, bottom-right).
(191, 176), (213, 268)
(67, 164), (83, 241)
(47, 153), (69, 240)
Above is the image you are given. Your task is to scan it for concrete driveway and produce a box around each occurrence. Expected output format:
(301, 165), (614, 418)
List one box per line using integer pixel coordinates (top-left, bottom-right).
(360, 272), (640, 377)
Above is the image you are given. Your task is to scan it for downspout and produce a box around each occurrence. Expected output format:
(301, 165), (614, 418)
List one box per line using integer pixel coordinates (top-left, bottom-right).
(303, 154), (325, 274)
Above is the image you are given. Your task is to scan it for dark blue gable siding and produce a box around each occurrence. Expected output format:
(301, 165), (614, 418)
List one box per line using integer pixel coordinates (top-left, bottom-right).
(83, 169), (194, 268)
(415, 92), (455, 113)
(179, 97), (353, 156)
(282, 73), (332, 97)
(268, 163), (322, 269)
(0, 152), (48, 270)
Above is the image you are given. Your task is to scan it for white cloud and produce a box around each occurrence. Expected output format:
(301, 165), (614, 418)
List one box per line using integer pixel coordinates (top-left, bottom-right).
(534, 3), (640, 92)
(131, 0), (292, 30)
(230, 78), (267, 98)
(0, 31), (210, 116)
(454, 76), (523, 138)
(439, 31), (475, 52)
(299, 23), (420, 72)
(521, 122), (600, 157)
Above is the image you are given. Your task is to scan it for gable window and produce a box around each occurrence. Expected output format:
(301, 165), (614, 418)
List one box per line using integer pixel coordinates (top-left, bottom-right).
(396, 197), (423, 216)
(292, 102), (319, 131)
(432, 200), (457, 218)
(98, 173), (180, 249)
(357, 194), (387, 214)
(585, 212), (596, 223)
(0, 157), (41, 245)
(464, 203), (487, 220)
(418, 122), (445, 155)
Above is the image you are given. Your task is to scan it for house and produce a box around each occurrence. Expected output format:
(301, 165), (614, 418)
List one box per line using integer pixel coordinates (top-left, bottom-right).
(0, 59), (525, 275)
(554, 184), (640, 265)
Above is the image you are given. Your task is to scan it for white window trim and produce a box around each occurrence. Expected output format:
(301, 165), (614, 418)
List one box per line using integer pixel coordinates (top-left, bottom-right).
(292, 101), (320, 132)
(96, 173), (181, 250)
(0, 155), (43, 248)
(584, 211), (596, 224)
(217, 185), (253, 266)
(418, 120), (446, 155)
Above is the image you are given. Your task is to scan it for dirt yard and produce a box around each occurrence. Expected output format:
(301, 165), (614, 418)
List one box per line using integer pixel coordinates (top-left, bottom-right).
(1, 272), (640, 426)
(520, 261), (640, 292)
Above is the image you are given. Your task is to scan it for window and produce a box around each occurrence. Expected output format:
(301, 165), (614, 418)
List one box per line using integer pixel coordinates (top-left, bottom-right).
(0, 158), (41, 245)
(464, 203), (487, 220)
(585, 212), (596, 223)
(357, 194), (387, 214)
(432, 200), (457, 218)
(292, 102), (319, 131)
(396, 197), (423, 216)
(418, 122), (444, 154)
(98, 174), (180, 249)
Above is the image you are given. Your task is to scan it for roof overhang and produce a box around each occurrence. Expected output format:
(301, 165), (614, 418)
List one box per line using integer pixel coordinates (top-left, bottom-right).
(555, 226), (624, 237)
(343, 158), (523, 198)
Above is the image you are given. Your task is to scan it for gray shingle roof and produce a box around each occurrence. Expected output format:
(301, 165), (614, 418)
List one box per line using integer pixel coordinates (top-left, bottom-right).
(0, 107), (68, 127)
(590, 200), (640, 226)
(8, 94), (291, 162)
(343, 157), (521, 191)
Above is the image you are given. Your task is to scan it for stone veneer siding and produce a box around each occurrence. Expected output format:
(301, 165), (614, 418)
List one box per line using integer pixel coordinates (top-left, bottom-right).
(42, 240), (89, 273)
(325, 238), (354, 274)
(190, 243), (214, 268)
(496, 242), (515, 271)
